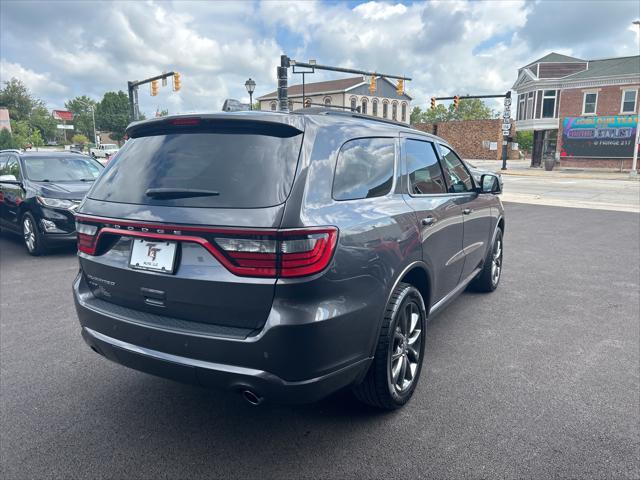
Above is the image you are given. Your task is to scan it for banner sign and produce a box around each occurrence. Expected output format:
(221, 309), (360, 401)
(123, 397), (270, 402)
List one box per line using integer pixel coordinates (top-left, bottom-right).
(561, 115), (637, 158)
(52, 110), (74, 121)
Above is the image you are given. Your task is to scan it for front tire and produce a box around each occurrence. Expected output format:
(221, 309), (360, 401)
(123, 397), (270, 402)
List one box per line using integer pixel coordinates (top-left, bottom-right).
(353, 282), (427, 410)
(22, 212), (46, 256)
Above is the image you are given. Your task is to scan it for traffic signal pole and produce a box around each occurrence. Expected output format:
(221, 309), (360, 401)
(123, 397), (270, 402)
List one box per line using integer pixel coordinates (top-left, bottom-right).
(276, 55), (411, 113)
(127, 71), (176, 121)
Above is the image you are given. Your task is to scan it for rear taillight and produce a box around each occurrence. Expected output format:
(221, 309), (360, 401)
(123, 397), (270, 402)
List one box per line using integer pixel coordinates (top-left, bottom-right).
(213, 228), (338, 278)
(76, 221), (99, 254)
(75, 216), (338, 278)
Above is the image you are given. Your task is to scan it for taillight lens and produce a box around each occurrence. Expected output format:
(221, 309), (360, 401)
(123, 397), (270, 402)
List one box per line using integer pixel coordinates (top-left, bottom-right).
(75, 217), (338, 278)
(214, 228), (338, 278)
(76, 221), (99, 254)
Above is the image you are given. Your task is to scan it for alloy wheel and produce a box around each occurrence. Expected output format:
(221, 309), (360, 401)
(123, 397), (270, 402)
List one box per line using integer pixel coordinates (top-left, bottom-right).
(491, 238), (502, 286)
(390, 300), (423, 393)
(23, 217), (36, 252)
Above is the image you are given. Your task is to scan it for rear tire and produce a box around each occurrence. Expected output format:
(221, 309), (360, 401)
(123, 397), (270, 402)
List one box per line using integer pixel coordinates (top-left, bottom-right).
(353, 282), (427, 410)
(470, 228), (503, 292)
(22, 212), (46, 256)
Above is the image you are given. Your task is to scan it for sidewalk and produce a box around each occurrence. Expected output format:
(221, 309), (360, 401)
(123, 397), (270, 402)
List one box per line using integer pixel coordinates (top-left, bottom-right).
(467, 159), (639, 181)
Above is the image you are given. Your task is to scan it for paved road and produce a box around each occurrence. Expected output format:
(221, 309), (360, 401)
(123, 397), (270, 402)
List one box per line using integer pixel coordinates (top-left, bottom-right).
(470, 159), (640, 212)
(1, 203), (639, 479)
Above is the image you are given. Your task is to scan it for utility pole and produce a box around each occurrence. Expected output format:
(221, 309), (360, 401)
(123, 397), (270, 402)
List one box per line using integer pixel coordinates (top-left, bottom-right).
(127, 71), (177, 122)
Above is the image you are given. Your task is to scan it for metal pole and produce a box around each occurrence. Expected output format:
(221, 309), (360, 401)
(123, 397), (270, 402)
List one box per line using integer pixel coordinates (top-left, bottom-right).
(631, 113), (639, 177)
(277, 55), (290, 112)
(249, 92), (253, 110)
(91, 106), (97, 145)
(127, 81), (135, 122)
(302, 72), (305, 109)
(501, 91), (512, 170)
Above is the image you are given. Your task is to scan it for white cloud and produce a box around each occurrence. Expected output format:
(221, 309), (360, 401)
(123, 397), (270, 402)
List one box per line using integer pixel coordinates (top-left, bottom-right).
(0, 59), (68, 96)
(0, 0), (637, 115)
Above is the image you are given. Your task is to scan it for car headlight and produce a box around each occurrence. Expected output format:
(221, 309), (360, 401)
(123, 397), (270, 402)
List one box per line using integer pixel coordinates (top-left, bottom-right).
(36, 196), (78, 209)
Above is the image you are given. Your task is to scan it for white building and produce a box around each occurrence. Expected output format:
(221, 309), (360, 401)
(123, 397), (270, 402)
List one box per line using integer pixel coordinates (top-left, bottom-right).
(257, 76), (412, 124)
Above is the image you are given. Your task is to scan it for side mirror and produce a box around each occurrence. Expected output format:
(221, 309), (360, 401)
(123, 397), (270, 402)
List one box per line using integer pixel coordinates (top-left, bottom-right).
(480, 174), (501, 194)
(0, 174), (19, 183)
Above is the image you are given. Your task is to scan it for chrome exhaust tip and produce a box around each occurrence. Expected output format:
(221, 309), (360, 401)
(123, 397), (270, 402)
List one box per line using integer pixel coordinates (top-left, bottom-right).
(242, 389), (263, 406)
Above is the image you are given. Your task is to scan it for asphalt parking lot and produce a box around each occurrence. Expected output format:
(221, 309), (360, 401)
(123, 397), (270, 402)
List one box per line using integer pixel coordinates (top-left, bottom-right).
(1, 202), (639, 479)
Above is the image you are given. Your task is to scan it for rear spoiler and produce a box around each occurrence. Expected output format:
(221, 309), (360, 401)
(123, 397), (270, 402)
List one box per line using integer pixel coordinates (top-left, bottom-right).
(126, 115), (304, 139)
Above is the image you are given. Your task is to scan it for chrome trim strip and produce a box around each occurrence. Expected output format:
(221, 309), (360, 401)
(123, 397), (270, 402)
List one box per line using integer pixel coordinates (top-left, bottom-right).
(429, 267), (481, 316)
(84, 327), (264, 377)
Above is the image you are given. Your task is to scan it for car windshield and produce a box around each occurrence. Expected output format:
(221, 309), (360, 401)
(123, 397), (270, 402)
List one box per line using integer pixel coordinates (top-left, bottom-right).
(23, 156), (103, 182)
(102, 144), (117, 149)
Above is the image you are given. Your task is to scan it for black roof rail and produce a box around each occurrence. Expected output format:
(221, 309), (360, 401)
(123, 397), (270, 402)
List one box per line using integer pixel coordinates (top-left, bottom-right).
(292, 107), (410, 128)
(0, 149), (22, 154)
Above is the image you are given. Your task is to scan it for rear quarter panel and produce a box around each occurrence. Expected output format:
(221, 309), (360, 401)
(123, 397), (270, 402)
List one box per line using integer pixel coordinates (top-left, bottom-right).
(271, 118), (422, 370)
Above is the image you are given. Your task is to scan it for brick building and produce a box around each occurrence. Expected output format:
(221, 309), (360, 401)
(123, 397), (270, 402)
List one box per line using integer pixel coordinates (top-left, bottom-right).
(412, 119), (519, 161)
(513, 52), (639, 169)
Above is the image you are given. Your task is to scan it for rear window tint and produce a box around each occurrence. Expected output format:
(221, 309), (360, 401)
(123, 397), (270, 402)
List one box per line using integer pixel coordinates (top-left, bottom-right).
(88, 131), (303, 208)
(332, 138), (395, 201)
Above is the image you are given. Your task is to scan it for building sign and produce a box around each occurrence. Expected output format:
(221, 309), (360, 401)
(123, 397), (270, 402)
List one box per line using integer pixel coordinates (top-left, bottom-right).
(52, 110), (74, 121)
(561, 115), (638, 158)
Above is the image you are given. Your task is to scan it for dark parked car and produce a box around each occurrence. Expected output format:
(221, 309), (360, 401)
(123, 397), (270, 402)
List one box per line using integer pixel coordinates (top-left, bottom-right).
(0, 150), (103, 255)
(73, 110), (504, 409)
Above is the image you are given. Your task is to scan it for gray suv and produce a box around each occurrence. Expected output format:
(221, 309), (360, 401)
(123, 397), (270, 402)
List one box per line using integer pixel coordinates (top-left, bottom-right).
(73, 110), (504, 410)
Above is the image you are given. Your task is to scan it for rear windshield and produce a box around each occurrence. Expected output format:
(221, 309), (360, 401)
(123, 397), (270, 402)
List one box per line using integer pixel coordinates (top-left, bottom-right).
(88, 129), (303, 208)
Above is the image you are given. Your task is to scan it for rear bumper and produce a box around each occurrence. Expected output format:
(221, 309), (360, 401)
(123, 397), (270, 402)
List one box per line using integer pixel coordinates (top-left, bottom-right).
(73, 274), (372, 404)
(81, 326), (369, 404)
(43, 231), (76, 245)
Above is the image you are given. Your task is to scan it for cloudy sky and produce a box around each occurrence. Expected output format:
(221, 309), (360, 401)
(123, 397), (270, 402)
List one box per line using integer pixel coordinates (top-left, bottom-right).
(1, 0), (638, 116)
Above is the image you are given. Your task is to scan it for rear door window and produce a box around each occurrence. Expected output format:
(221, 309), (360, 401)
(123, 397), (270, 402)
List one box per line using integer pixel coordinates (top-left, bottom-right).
(333, 137), (395, 200)
(88, 126), (303, 208)
(405, 139), (447, 195)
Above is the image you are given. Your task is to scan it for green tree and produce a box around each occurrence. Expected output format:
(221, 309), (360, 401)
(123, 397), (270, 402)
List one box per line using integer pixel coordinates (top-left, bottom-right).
(413, 98), (496, 123)
(10, 119), (44, 148)
(66, 95), (96, 141)
(95, 91), (130, 141)
(515, 130), (533, 152)
(423, 104), (450, 122)
(450, 98), (495, 121)
(410, 106), (424, 124)
(0, 129), (16, 149)
(30, 104), (57, 142)
(0, 78), (38, 122)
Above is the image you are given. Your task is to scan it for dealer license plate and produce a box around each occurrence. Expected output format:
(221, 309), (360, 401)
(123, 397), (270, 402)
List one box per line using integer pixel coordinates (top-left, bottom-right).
(129, 239), (177, 274)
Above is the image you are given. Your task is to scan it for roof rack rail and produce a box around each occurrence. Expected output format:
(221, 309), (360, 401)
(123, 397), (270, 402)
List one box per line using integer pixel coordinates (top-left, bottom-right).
(0, 149), (23, 154)
(293, 107), (409, 128)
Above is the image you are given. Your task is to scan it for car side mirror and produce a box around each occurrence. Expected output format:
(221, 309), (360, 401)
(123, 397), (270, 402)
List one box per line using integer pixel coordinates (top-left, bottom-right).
(0, 174), (19, 184)
(480, 174), (501, 194)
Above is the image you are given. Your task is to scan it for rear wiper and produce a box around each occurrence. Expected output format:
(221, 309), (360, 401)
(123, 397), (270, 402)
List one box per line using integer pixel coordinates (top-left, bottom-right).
(79, 178), (95, 182)
(145, 187), (220, 199)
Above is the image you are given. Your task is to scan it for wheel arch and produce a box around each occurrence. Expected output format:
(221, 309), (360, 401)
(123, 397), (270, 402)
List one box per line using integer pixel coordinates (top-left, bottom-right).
(366, 261), (433, 359)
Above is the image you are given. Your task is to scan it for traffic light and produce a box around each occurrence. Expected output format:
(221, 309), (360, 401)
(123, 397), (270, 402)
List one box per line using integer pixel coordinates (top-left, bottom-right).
(150, 80), (159, 96)
(396, 79), (404, 95)
(453, 95), (460, 110)
(369, 75), (377, 94)
(173, 72), (182, 92)
(430, 97), (436, 109)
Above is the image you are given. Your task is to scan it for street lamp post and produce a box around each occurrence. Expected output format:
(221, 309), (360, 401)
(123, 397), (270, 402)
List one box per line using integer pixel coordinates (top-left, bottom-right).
(245, 78), (256, 110)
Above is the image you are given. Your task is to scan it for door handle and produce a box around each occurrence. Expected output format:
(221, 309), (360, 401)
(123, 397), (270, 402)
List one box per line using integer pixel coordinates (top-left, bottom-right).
(463, 208), (473, 215)
(421, 216), (437, 226)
